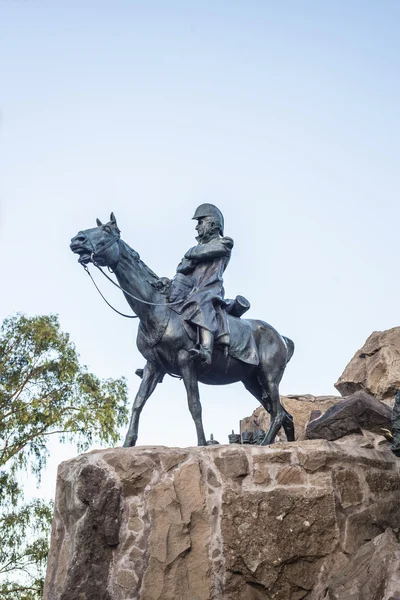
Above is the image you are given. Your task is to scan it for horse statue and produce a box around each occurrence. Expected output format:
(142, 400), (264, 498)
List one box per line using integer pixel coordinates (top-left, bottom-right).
(70, 213), (295, 447)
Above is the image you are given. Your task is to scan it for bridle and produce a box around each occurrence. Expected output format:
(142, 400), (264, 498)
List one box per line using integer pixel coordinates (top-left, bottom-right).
(85, 230), (121, 265)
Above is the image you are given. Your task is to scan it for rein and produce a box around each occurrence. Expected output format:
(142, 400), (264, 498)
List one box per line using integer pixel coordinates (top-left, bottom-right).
(91, 261), (189, 307)
(83, 264), (138, 318)
(84, 232), (192, 307)
(81, 233), (193, 318)
(83, 263), (182, 379)
(80, 233), (193, 380)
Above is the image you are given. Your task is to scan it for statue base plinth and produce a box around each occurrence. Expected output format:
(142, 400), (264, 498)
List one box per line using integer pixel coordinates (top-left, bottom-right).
(44, 441), (400, 600)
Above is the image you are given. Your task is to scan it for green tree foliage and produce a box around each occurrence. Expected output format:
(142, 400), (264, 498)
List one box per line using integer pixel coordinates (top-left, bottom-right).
(0, 314), (129, 599)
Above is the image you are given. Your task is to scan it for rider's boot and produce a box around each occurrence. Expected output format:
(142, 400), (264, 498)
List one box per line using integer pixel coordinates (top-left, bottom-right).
(189, 328), (214, 366)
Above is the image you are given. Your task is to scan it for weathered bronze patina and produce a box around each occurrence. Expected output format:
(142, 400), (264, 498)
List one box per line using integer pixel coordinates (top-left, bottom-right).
(70, 207), (295, 446)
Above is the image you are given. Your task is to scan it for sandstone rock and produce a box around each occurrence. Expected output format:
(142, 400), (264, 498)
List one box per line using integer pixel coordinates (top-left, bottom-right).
(313, 528), (400, 600)
(44, 459), (121, 600)
(306, 391), (392, 442)
(334, 430), (391, 452)
(241, 394), (342, 442)
(222, 485), (338, 599)
(335, 327), (400, 403)
(44, 441), (400, 600)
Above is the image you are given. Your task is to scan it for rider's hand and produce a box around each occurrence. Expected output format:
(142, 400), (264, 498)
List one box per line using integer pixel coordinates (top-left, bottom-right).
(154, 277), (171, 290)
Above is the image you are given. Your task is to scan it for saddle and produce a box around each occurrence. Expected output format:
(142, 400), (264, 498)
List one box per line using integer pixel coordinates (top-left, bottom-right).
(136, 292), (259, 380)
(183, 296), (259, 367)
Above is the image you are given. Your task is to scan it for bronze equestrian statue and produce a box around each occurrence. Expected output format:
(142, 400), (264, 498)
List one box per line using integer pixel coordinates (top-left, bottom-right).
(70, 207), (295, 446)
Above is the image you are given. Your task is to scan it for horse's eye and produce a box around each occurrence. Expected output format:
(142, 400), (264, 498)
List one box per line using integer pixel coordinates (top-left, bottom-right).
(104, 226), (111, 233)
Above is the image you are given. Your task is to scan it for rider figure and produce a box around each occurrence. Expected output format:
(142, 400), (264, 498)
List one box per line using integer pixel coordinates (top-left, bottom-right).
(169, 204), (233, 366)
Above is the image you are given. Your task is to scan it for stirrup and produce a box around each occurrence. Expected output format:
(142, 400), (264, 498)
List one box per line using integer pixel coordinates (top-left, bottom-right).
(189, 345), (212, 366)
(188, 342), (202, 358)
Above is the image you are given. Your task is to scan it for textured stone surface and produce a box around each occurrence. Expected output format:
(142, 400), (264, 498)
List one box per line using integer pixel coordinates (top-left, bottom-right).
(335, 328), (400, 403)
(314, 528), (400, 600)
(44, 442), (400, 600)
(44, 460), (121, 600)
(306, 391), (393, 442)
(241, 394), (342, 442)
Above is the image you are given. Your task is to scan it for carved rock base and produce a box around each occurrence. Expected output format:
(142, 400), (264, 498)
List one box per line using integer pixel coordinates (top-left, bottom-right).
(44, 442), (400, 600)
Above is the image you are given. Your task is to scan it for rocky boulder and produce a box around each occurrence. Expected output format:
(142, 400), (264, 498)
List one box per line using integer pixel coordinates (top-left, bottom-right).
(335, 327), (400, 404)
(306, 391), (393, 442)
(44, 442), (400, 600)
(315, 528), (400, 600)
(241, 394), (342, 442)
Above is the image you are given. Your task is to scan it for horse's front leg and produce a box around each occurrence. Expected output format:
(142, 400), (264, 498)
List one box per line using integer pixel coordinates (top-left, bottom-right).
(123, 361), (162, 447)
(177, 350), (207, 446)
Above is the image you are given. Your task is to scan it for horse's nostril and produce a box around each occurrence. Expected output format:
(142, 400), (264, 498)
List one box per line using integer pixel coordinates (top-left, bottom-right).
(72, 234), (86, 244)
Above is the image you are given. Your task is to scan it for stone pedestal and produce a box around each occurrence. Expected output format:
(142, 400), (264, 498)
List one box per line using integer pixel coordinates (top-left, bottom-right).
(44, 441), (400, 600)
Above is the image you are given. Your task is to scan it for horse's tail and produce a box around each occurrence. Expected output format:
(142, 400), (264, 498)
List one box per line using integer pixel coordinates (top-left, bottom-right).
(282, 336), (295, 363)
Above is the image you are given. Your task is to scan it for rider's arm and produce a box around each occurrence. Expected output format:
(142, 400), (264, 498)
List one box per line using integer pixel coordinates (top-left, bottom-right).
(176, 257), (195, 274)
(185, 237), (233, 261)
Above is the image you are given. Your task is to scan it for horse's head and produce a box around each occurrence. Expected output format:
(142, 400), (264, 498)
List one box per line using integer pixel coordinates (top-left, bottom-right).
(70, 212), (121, 269)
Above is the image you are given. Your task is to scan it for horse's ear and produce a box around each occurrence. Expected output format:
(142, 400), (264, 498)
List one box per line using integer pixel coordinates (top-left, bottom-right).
(110, 212), (120, 234)
(96, 218), (103, 227)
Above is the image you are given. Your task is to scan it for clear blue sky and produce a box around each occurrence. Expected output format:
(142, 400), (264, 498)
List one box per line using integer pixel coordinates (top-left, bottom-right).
(1, 0), (400, 496)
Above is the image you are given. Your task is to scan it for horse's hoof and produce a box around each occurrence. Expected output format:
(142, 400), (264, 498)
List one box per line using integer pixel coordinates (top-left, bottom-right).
(260, 436), (273, 446)
(123, 438), (137, 448)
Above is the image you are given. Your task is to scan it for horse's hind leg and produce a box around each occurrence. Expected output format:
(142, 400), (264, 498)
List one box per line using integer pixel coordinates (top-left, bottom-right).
(123, 361), (162, 447)
(282, 407), (295, 441)
(244, 376), (294, 443)
(243, 376), (271, 413)
(177, 350), (207, 446)
(258, 367), (294, 444)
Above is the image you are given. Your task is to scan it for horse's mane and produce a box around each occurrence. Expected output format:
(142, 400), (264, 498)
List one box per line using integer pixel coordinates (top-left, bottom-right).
(121, 240), (160, 285)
